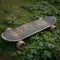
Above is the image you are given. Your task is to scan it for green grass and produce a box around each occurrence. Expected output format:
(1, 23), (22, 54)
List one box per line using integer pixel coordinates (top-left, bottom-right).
(0, 0), (60, 60)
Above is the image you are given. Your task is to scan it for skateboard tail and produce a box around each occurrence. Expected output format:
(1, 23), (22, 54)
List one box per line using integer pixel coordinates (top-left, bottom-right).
(1, 33), (18, 42)
(43, 16), (57, 25)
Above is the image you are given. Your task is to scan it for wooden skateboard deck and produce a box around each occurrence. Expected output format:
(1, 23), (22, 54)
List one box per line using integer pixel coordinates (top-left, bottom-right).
(1, 16), (56, 42)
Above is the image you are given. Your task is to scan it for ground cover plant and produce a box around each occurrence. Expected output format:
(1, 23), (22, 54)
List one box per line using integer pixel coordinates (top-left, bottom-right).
(0, 0), (60, 60)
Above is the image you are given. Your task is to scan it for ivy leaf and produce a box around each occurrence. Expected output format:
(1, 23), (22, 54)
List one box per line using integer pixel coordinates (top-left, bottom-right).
(42, 51), (52, 59)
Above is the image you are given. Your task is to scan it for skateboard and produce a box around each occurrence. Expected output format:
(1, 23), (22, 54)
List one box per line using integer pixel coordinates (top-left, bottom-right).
(1, 16), (57, 49)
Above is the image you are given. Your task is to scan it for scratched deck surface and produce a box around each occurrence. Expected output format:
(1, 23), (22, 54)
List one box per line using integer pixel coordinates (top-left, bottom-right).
(2, 16), (56, 41)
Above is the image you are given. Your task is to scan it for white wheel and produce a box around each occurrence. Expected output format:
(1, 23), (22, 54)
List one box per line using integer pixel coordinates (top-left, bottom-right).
(16, 40), (26, 49)
(50, 25), (56, 32)
(39, 17), (42, 20)
(6, 27), (12, 31)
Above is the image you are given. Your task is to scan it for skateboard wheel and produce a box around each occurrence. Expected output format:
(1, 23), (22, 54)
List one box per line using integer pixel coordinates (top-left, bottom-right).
(39, 18), (42, 20)
(50, 25), (56, 31)
(16, 41), (26, 49)
(6, 28), (12, 31)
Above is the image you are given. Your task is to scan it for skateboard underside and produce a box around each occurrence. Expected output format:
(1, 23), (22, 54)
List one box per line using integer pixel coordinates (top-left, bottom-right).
(1, 16), (56, 42)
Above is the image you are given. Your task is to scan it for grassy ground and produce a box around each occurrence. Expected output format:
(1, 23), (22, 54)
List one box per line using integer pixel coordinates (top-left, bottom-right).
(0, 0), (60, 60)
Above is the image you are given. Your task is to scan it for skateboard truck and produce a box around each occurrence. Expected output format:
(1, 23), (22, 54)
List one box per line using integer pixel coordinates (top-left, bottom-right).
(50, 25), (56, 32)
